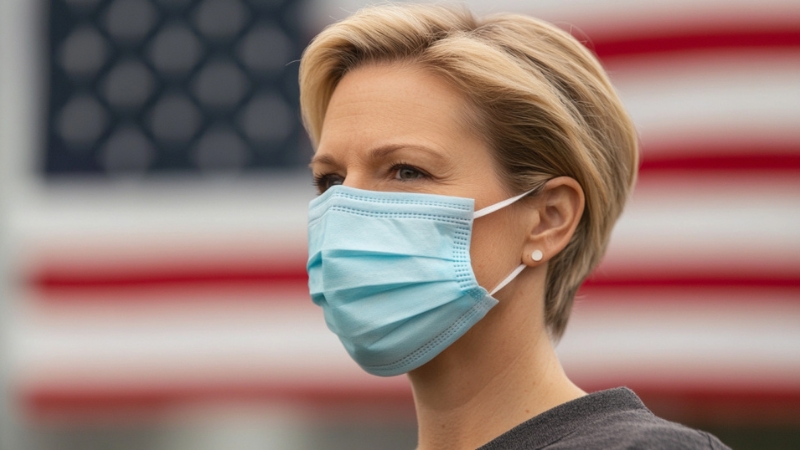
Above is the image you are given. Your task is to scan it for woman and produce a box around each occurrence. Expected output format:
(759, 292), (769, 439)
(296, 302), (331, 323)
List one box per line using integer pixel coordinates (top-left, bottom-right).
(300, 4), (729, 449)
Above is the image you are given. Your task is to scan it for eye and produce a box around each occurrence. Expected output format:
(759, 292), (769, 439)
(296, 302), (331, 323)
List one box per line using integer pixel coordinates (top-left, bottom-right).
(393, 164), (427, 181)
(313, 173), (345, 193)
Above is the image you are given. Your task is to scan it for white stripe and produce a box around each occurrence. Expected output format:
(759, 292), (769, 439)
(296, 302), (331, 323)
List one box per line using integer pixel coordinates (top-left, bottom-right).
(13, 292), (364, 387)
(305, 0), (800, 34)
(13, 288), (800, 388)
(603, 173), (800, 272)
(8, 177), (314, 250)
(609, 50), (800, 148)
(559, 288), (800, 386)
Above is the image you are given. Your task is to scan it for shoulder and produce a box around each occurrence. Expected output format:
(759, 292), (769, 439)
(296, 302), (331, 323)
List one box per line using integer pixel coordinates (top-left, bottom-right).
(479, 388), (730, 450)
(561, 407), (730, 450)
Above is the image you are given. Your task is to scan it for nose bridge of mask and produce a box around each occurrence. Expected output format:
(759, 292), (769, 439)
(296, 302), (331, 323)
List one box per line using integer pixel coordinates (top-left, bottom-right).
(472, 188), (538, 296)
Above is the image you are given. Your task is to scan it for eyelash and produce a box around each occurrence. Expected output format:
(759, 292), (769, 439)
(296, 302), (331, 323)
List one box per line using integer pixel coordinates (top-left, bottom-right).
(312, 173), (340, 192)
(312, 162), (430, 193)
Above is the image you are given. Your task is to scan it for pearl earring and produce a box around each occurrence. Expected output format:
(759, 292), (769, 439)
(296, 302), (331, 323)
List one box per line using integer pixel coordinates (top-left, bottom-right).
(531, 250), (543, 262)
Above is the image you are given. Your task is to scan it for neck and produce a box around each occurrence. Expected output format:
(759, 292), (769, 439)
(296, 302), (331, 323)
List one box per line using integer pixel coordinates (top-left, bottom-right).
(407, 279), (584, 450)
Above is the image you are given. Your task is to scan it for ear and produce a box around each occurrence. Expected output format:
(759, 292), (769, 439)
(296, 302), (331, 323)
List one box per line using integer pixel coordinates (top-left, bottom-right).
(523, 177), (585, 266)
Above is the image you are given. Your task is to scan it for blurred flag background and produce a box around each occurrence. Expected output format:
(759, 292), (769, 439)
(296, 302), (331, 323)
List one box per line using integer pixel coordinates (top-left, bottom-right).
(0, 0), (798, 449)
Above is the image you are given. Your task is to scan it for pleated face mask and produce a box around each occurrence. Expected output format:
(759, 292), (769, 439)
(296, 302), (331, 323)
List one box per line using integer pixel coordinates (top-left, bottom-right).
(307, 185), (532, 377)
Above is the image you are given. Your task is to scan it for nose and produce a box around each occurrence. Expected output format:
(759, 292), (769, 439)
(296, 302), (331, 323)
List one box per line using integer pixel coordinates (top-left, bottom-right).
(340, 168), (379, 192)
(341, 173), (366, 190)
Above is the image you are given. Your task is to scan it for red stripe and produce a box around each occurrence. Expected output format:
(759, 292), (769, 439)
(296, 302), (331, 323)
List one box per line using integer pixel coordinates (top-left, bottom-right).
(639, 148), (800, 173)
(581, 275), (800, 290)
(641, 153), (800, 173)
(32, 264), (309, 291)
(21, 382), (800, 426)
(21, 383), (415, 424)
(589, 27), (800, 60)
(30, 265), (800, 298)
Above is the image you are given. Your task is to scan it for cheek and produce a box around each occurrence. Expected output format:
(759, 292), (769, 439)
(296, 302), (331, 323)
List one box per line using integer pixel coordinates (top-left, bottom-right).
(469, 210), (525, 291)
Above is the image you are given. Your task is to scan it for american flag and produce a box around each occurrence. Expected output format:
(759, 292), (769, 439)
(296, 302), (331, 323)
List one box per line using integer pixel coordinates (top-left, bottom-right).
(1, 0), (798, 447)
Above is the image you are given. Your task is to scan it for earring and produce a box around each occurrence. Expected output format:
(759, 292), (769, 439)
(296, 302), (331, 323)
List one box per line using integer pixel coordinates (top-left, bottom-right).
(531, 250), (543, 262)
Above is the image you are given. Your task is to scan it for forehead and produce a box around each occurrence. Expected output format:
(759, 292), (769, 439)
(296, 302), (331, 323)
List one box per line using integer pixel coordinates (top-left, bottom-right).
(317, 62), (481, 156)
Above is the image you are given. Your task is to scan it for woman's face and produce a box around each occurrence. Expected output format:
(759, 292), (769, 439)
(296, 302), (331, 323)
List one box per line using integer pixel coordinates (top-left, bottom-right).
(310, 63), (531, 294)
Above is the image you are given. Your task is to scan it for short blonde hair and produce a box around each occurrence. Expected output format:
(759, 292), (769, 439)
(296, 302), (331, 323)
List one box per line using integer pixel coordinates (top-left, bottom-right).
(299, 4), (638, 339)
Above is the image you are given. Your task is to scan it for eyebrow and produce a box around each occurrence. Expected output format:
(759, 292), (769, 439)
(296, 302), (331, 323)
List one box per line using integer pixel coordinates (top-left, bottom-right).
(309, 153), (337, 168)
(310, 143), (445, 168)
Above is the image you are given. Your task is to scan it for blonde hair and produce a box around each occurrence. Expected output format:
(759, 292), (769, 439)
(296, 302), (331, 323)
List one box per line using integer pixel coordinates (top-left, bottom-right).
(299, 4), (638, 339)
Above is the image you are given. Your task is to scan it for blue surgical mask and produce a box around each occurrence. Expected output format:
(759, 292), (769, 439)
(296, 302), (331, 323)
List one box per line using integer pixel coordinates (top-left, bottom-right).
(307, 185), (532, 377)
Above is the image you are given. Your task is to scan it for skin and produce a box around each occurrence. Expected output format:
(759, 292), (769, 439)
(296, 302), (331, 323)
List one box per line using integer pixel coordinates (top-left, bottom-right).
(310, 62), (587, 450)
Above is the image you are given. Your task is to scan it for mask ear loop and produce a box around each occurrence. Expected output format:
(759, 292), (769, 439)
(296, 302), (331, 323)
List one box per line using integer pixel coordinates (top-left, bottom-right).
(473, 189), (537, 219)
(475, 185), (544, 296)
(489, 264), (527, 296)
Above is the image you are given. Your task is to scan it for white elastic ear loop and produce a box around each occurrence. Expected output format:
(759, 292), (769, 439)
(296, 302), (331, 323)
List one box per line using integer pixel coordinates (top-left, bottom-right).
(489, 264), (527, 296)
(473, 188), (537, 219)
(476, 188), (538, 296)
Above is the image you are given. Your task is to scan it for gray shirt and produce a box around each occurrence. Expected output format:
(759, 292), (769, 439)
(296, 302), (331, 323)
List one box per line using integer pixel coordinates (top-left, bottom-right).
(478, 387), (730, 449)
